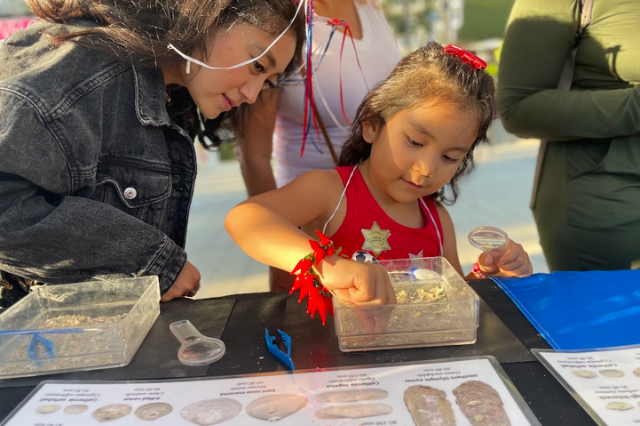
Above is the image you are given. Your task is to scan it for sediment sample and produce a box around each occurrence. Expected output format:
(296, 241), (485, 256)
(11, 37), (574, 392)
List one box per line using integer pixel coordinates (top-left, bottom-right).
(316, 389), (389, 403)
(246, 394), (307, 421)
(181, 398), (242, 425)
(92, 404), (133, 422)
(453, 381), (511, 426)
(36, 404), (61, 414)
(135, 403), (173, 421)
(403, 385), (455, 426)
(64, 404), (89, 415)
(572, 370), (597, 379)
(316, 403), (393, 419)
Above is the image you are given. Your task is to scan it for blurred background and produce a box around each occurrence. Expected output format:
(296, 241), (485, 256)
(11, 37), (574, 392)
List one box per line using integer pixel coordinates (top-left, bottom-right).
(0, 0), (547, 298)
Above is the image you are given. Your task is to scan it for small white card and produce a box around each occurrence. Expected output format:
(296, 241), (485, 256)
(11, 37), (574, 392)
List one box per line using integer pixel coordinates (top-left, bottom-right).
(535, 346), (640, 426)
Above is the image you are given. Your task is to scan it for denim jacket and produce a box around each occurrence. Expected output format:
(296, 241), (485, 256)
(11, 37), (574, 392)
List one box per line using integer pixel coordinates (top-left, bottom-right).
(0, 20), (197, 299)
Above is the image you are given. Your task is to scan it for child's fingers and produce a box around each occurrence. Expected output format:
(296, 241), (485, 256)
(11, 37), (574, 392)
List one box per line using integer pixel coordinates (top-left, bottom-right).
(499, 255), (525, 272)
(354, 307), (378, 334)
(330, 288), (353, 304)
(512, 259), (533, 277)
(386, 278), (397, 305)
(499, 259), (533, 277)
(349, 265), (395, 305)
(477, 252), (499, 274)
(495, 242), (523, 266)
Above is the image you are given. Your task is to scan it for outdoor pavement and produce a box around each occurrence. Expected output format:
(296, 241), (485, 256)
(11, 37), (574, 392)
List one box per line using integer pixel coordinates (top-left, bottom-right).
(187, 127), (549, 300)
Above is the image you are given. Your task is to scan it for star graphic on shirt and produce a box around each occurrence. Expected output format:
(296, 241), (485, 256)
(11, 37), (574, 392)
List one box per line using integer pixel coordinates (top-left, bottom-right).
(361, 221), (391, 257)
(409, 250), (424, 259)
(409, 250), (425, 269)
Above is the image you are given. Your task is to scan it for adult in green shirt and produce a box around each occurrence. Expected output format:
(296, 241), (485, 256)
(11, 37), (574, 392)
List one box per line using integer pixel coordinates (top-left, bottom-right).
(498, 0), (640, 271)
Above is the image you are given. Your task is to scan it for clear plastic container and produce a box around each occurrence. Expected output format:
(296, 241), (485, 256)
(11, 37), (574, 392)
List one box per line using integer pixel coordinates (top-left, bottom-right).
(0, 276), (160, 379)
(333, 257), (479, 352)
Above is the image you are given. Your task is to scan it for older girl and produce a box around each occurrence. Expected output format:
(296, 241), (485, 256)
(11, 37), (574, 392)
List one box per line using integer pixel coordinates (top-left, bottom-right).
(0, 0), (305, 307)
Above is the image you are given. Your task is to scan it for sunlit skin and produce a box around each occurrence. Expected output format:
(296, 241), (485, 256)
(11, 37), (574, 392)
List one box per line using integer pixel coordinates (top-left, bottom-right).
(161, 24), (296, 302)
(359, 100), (478, 226)
(162, 24), (296, 119)
(224, 100), (533, 310)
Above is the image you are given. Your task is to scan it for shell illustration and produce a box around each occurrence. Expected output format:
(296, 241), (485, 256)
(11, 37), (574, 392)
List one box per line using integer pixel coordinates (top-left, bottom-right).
(36, 404), (61, 414)
(135, 403), (173, 421)
(64, 404), (89, 415)
(181, 398), (242, 425)
(607, 402), (633, 411)
(92, 404), (133, 422)
(572, 370), (597, 379)
(246, 394), (307, 421)
(634, 367), (640, 378)
(316, 389), (389, 403)
(316, 403), (393, 419)
(599, 369), (625, 378)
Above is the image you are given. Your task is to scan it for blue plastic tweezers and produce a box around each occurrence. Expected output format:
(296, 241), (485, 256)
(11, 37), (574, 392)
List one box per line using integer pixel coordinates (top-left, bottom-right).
(265, 328), (294, 370)
(0, 328), (84, 366)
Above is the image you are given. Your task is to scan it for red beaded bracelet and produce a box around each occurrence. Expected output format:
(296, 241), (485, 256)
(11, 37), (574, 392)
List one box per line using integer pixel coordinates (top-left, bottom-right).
(472, 262), (486, 279)
(290, 230), (340, 325)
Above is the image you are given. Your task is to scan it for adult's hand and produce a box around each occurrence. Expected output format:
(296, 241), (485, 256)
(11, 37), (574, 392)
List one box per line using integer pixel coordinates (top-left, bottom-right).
(161, 260), (201, 302)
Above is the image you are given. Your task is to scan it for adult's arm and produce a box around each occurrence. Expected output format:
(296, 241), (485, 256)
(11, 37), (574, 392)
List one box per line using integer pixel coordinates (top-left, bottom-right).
(497, 0), (640, 141)
(0, 91), (186, 294)
(235, 89), (281, 197)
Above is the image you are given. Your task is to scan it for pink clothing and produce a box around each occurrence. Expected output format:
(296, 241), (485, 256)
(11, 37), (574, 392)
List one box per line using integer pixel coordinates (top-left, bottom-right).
(273, 1), (402, 187)
(328, 165), (444, 260)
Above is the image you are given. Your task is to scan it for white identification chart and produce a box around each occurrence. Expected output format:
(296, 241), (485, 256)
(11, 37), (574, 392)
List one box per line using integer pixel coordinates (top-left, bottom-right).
(535, 346), (640, 426)
(2, 357), (540, 426)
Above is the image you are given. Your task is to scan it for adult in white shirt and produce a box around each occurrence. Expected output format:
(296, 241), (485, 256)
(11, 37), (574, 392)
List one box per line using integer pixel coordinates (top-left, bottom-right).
(235, 0), (402, 291)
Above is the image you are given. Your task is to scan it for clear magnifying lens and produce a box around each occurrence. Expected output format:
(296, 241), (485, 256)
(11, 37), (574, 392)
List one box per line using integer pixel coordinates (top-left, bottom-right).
(468, 226), (509, 252)
(170, 320), (226, 366)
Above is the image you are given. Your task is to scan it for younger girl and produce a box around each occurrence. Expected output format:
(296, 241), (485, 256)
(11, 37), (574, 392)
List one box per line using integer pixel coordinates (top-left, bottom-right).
(225, 43), (533, 307)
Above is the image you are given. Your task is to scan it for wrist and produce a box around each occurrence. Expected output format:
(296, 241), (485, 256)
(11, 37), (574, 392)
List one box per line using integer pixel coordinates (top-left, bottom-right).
(289, 230), (341, 325)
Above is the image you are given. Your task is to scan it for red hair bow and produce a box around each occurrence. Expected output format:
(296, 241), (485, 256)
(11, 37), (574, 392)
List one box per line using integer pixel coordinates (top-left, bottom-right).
(443, 45), (487, 70)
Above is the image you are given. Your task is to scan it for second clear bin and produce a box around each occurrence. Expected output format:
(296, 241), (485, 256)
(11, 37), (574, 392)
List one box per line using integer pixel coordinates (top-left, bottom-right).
(333, 257), (479, 352)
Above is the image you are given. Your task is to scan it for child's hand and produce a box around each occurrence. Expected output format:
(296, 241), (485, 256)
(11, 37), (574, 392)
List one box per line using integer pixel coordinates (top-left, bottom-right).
(320, 258), (396, 306)
(319, 258), (396, 334)
(476, 240), (533, 278)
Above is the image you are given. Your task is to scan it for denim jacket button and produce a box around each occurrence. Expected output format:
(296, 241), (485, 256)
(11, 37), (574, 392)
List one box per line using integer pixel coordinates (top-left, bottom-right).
(124, 187), (138, 200)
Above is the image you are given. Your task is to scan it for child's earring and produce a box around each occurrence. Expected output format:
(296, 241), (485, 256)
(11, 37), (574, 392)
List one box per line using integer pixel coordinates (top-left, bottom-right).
(186, 61), (191, 75)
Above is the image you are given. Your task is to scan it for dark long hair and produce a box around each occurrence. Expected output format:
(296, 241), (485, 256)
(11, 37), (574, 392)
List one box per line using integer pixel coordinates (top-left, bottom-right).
(26, 0), (306, 148)
(339, 42), (496, 204)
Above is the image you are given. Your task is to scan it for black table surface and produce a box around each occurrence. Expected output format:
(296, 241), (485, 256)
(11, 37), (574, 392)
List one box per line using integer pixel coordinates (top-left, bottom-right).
(0, 279), (597, 425)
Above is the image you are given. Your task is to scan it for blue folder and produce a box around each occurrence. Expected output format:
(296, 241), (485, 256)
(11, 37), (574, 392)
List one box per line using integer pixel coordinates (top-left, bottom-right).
(491, 270), (640, 350)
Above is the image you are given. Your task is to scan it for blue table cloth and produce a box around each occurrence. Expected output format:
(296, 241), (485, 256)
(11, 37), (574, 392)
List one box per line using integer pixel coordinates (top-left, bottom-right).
(492, 270), (640, 350)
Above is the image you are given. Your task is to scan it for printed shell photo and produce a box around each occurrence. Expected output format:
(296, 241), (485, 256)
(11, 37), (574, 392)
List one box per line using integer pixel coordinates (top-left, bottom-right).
(403, 385), (455, 426)
(246, 394), (307, 421)
(453, 381), (511, 426)
(181, 398), (242, 425)
(316, 388), (389, 403)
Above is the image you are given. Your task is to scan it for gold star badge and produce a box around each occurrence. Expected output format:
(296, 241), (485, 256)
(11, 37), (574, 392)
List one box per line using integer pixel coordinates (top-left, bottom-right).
(361, 221), (391, 257)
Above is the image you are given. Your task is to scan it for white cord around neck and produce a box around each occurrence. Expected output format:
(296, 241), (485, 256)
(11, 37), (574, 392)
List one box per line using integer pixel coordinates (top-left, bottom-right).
(322, 164), (359, 234)
(420, 198), (443, 256)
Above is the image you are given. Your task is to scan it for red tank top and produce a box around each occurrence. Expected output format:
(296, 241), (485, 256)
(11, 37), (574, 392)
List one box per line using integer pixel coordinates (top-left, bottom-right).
(327, 165), (444, 260)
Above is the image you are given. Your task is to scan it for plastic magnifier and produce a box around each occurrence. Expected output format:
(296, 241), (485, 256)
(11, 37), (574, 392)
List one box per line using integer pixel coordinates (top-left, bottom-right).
(468, 226), (509, 252)
(170, 320), (226, 366)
